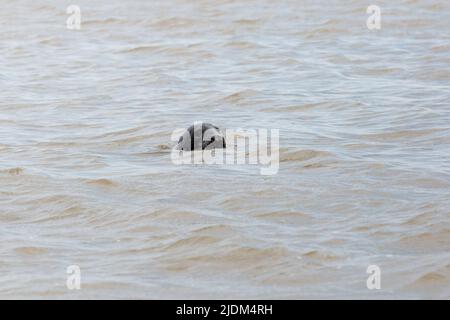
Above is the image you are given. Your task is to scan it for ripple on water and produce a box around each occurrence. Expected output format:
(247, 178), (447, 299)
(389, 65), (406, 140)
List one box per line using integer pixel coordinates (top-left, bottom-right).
(85, 178), (115, 187)
(280, 149), (332, 162)
(14, 247), (49, 255)
(1, 167), (25, 175)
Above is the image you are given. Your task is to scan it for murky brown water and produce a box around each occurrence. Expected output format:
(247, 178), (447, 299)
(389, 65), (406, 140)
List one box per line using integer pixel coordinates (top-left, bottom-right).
(1, 0), (449, 299)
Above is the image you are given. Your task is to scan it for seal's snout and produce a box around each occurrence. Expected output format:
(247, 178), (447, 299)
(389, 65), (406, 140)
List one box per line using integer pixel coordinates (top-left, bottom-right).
(176, 123), (226, 151)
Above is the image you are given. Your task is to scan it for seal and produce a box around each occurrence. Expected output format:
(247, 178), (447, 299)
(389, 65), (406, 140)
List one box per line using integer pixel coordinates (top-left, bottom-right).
(176, 122), (226, 151)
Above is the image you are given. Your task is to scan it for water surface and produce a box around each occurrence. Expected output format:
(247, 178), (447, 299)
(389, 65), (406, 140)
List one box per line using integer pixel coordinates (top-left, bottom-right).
(0, 0), (449, 299)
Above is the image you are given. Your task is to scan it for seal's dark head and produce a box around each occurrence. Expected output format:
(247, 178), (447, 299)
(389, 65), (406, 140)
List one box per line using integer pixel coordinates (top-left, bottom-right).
(176, 123), (226, 151)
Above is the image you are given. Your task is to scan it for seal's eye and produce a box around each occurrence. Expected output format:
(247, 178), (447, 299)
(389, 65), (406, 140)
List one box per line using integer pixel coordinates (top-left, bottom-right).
(210, 136), (215, 142)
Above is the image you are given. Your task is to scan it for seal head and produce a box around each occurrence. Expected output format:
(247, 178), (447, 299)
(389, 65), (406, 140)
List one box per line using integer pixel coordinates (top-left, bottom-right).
(176, 123), (226, 151)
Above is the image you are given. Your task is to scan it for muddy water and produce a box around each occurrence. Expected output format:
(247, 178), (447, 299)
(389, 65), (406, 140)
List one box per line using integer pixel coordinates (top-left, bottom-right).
(0, 0), (449, 299)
